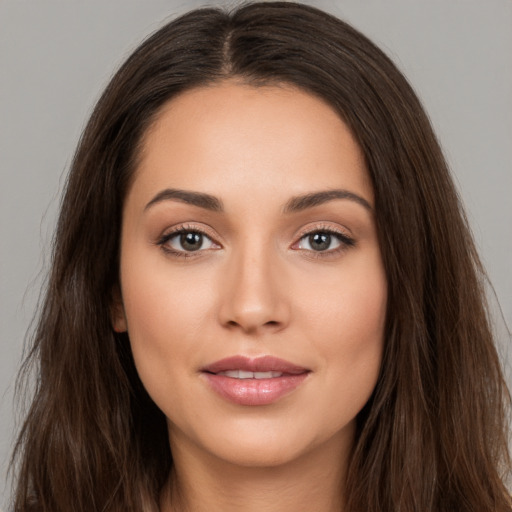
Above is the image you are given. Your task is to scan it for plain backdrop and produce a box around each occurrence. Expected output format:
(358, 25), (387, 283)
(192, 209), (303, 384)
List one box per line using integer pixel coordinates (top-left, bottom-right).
(1, 1), (511, 508)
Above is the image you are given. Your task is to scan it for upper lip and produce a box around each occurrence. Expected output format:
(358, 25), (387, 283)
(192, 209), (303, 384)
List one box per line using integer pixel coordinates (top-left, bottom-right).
(201, 355), (310, 375)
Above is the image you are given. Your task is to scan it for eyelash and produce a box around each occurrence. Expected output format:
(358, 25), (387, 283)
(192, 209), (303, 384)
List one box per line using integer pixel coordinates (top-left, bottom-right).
(156, 224), (218, 258)
(156, 224), (355, 259)
(293, 225), (355, 258)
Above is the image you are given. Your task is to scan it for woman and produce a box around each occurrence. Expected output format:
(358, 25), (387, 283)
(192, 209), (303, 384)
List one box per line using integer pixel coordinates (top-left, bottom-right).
(11, 2), (511, 511)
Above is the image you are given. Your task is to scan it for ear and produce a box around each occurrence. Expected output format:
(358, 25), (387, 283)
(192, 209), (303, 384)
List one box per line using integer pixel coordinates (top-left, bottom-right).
(110, 285), (127, 333)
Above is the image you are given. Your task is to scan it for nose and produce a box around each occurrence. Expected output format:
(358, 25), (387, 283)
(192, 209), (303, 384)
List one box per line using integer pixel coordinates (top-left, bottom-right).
(218, 241), (290, 334)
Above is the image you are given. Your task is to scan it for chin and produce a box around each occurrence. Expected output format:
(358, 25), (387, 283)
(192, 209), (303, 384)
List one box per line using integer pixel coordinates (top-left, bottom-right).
(171, 414), (356, 470)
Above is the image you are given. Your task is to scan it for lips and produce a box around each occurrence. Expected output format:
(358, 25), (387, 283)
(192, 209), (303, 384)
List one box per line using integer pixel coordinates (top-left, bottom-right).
(201, 356), (310, 406)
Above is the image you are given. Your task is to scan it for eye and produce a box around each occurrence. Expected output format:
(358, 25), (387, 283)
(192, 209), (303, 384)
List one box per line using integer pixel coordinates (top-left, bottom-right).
(159, 228), (220, 255)
(294, 229), (355, 253)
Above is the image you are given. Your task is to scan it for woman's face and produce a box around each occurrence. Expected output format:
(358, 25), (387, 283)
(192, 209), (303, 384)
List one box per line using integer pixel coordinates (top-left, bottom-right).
(114, 82), (387, 468)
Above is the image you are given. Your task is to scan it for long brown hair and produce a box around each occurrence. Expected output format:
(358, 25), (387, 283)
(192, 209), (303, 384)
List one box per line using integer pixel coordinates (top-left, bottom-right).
(11, 2), (511, 511)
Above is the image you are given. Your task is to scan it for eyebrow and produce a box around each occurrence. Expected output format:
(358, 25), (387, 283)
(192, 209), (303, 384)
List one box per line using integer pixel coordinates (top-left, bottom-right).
(144, 188), (223, 212)
(283, 189), (373, 213)
(144, 187), (372, 214)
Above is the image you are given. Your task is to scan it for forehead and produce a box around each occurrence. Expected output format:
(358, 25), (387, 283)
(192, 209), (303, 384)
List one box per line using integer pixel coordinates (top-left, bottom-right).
(130, 81), (372, 209)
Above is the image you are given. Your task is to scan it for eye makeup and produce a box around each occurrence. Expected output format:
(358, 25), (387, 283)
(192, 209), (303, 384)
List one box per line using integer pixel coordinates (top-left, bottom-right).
(155, 220), (356, 260)
(156, 223), (221, 259)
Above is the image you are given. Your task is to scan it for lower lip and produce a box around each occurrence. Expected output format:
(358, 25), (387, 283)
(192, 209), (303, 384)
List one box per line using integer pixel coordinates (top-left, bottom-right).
(203, 373), (309, 406)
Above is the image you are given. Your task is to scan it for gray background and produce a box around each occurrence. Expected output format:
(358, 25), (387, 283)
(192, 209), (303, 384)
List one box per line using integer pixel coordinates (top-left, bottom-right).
(1, 1), (511, 509)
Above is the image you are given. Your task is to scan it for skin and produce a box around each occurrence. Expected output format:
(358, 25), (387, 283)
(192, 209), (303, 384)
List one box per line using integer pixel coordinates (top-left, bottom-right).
(113, 81), (387, 512)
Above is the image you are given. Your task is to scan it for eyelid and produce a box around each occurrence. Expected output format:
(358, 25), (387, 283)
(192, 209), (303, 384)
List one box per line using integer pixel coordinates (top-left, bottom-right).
(293, 222), (353, 243)
(155, 221), (355, 258)
(156, 222), (222, 256)
(290, 222), (356, 254)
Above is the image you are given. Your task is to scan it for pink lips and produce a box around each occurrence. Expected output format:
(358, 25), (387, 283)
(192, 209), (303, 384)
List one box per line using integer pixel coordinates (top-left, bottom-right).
(201, 355), (310, 406)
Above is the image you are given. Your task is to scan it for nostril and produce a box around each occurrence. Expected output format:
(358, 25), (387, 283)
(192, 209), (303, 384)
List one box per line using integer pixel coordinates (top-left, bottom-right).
(224, 318), (282, 333)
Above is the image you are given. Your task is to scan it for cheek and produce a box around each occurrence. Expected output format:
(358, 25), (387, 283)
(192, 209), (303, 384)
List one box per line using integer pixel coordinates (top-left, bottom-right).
(295, 251), (387, 412)
(119, 253), (216, 399)
(297, 247), (387, 347)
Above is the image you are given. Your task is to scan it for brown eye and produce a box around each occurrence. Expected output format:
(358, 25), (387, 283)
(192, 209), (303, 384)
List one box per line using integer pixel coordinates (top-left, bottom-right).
(180, 232), (203, 251)
(164, 230), (218, 253)
(293, 228), (356, 255)
(298, 231), (342, 252)
(308, 233), (332, 251)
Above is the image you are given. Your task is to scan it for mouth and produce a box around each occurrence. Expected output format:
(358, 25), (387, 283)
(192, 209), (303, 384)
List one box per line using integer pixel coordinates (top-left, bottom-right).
(215, 370), (286, 379)
(201, 355), (310, 406)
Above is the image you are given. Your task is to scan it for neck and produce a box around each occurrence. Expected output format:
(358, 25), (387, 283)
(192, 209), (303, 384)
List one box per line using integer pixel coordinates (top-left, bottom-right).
(160, 428), (353, 512)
